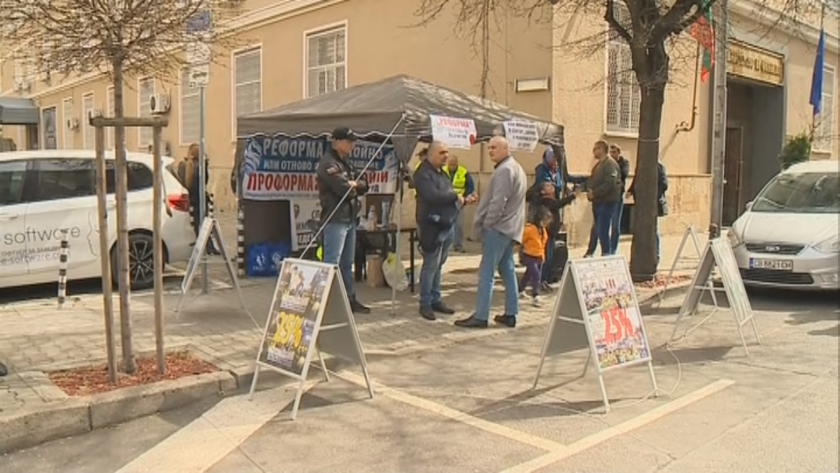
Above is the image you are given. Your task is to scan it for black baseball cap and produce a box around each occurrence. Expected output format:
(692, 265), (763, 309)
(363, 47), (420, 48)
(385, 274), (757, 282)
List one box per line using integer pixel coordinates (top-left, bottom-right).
(331, 127), (357, 141)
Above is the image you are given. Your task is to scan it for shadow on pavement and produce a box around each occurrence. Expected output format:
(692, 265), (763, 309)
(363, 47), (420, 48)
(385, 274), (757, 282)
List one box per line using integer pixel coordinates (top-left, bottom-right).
(650, 345), (734, 366)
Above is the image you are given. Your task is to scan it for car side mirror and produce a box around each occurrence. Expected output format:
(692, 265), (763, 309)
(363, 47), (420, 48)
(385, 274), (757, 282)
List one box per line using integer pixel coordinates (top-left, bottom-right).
(745, 201), (753, 210)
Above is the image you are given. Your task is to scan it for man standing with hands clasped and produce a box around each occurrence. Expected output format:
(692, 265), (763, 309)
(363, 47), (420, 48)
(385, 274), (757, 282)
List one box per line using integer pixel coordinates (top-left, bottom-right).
(414, 141), (477, 321)
(455, 136), (527, 329)
(316, 127), (371, 314)
(586, 140), (623, 256)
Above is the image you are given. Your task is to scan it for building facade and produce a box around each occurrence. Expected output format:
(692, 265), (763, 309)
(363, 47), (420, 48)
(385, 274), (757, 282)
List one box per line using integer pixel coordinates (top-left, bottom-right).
(1, 0), (837, 244)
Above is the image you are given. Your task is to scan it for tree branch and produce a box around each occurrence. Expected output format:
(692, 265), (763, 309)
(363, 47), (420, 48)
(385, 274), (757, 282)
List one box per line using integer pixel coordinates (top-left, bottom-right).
(606, 0), (633, 43)
(650, 0), (716, 45)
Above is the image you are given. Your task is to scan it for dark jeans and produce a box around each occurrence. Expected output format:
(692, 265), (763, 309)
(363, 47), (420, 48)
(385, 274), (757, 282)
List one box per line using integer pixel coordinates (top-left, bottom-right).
(540, 235), (556, 283)
(520, 255), (542, 297)
(591, 202), (619, 256)
(587, 198), (624, 255)
(419, 228), (453, 308)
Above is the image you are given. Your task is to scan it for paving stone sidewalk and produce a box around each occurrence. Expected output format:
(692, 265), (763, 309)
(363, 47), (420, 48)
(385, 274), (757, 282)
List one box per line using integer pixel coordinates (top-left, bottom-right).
(0, 233), (702, 423)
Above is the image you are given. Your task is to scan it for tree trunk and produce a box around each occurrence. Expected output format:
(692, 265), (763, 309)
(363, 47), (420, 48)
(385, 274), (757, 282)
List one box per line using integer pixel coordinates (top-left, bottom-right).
(629, 83), (665, 282)
(112, 61), (135, 374)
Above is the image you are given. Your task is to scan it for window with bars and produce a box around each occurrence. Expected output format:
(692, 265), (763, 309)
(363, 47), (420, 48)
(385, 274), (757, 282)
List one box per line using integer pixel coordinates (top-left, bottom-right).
(82, 94), (94, 150)
(138, 77), (155, 150)
(813, 65), (835, 152)
(62, 99), (74, 149)
(180, 69), (200, 145)
(306, 26), (346, 98)
(605, 6), (640, 135)
(106, 86), (115, 149)
(234, 48), (262, 133)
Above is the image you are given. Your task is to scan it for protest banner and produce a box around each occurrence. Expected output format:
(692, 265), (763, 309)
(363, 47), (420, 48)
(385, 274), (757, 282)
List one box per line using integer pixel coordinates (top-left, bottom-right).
(534, 256), (658, 412)
(241, 135), (399, 200)
(503, 119), (539, 151)
(429, 115), (477, 149)
(250, 258), (373, 420)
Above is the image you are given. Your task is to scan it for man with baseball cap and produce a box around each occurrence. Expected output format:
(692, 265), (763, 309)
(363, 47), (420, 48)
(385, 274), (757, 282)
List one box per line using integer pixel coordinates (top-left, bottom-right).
(316, 127), (371, 313)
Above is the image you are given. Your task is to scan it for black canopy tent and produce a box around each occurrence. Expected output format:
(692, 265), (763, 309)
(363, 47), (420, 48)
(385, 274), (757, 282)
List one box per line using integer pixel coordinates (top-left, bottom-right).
(234, 75), (567, 293)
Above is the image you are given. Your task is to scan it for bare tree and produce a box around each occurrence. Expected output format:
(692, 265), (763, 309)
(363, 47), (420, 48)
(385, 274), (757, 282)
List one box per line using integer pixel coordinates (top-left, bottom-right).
(0, 0), (241, 373)
(414, 0), (819, 281)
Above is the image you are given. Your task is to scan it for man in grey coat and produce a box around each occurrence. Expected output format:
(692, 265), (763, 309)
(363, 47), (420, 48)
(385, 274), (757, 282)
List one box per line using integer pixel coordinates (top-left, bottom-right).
(455, 136), (527, 329)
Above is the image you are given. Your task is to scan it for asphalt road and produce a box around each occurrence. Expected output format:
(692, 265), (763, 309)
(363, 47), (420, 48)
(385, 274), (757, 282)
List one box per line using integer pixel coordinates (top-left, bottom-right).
(2, 287), (837, 473)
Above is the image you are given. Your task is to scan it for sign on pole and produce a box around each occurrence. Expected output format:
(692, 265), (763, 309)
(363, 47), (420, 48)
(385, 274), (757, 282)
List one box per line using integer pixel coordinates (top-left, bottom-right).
(429, 115), (477, 149)
(533, 256), (658, 413)
(502, 119), (539, 151)
(249, 258), (374, 420)
(671, 238), (761, 355)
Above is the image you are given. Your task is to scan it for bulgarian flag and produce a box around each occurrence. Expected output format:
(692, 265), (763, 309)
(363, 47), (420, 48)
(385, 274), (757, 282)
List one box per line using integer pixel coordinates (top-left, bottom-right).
(690, 5), (714, 82)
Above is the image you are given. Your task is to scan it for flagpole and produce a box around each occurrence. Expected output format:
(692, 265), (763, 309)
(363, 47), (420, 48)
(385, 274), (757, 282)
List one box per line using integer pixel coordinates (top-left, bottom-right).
(809, 2), (826, 156)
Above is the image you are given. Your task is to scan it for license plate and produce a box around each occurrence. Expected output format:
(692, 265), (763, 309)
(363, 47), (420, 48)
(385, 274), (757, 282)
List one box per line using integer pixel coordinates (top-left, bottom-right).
(749, 258), (793, 271)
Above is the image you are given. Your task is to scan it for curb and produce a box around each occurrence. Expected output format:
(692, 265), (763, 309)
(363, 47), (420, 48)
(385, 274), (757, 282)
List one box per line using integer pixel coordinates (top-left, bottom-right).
(0, 370), (236, 455)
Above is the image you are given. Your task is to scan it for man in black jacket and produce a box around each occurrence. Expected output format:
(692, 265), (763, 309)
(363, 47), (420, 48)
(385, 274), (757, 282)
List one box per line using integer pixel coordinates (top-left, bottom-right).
(627, 160), (669, 264)
(413, 141), (471, 321)
(315, 127), (371, 314)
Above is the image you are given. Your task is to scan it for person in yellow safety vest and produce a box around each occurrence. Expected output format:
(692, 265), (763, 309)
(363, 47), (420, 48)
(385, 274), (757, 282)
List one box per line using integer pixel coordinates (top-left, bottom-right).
(445, 154), (476, 253)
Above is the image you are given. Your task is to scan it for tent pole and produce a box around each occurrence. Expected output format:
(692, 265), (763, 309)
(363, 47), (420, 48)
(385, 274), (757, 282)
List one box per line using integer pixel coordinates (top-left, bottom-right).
(389, 159), (404, 316)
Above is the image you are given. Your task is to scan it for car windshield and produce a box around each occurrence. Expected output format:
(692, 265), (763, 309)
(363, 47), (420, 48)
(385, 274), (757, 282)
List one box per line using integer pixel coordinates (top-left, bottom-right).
(752, 171), (840, 213)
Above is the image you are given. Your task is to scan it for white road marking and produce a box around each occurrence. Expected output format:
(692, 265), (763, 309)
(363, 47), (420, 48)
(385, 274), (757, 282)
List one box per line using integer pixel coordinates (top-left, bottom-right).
(337, 371), (566, 452)
(498, 379), (736, 473)
(114, 383), (313, 473)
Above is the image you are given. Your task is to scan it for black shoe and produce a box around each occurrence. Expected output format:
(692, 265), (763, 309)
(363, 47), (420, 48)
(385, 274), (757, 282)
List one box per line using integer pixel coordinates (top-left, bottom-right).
(454, 315), (488, 328)
(350, 299), (371, 314)
(493, 314), (517, 328)
(419, 307), (436, 321)
(0, 361), (7, 377)
(431, 302), (455, 315)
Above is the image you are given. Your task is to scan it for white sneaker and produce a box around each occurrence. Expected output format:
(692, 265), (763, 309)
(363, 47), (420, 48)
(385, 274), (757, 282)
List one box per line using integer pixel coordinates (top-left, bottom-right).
(532, 296), (541, 307)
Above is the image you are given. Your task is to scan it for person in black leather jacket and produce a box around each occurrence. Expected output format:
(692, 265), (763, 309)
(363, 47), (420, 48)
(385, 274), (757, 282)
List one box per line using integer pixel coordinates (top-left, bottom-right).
(413, 141), (471, 321)
(315, 127), (371, 314)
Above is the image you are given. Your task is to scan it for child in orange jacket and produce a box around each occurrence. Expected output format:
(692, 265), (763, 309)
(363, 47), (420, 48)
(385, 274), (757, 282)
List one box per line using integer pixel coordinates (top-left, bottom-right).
(519, 208), (551, 306)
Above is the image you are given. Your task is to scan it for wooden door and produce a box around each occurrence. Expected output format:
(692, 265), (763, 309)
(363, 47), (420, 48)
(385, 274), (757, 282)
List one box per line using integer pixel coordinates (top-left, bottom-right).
(723, 127), (743, 226)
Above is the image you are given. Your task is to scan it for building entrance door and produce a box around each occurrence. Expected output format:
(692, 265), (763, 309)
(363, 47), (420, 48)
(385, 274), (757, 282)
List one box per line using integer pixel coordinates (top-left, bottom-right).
(723, 126), (744, 226)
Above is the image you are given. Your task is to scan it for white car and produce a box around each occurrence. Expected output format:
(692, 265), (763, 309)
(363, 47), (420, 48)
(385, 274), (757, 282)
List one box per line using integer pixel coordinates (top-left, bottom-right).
(0, 150), (195, 290)
(727, 160), (839, 291)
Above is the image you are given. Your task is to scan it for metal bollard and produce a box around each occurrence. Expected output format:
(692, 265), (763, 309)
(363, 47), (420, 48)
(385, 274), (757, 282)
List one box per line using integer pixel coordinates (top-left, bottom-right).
(237, 205), (245, 277)
(58, 229), (69, 308)
(207, 193), (215, 217)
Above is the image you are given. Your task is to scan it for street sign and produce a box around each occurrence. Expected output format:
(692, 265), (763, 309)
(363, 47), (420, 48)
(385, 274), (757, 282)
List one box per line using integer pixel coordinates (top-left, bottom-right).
(188, 64), (210, 87)
(187, 42), (211, 65)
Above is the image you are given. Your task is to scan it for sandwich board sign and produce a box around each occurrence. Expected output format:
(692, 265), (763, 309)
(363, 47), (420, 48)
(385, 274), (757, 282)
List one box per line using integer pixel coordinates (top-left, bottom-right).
(249, 258), (373, 420)
(671, 238), (761, 356)
(176, 217), (249, 314)
(534, 256), (658, 412)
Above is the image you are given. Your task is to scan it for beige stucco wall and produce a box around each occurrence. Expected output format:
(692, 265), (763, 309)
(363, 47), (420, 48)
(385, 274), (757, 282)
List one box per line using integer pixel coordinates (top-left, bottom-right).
(1, 0), (837, 242)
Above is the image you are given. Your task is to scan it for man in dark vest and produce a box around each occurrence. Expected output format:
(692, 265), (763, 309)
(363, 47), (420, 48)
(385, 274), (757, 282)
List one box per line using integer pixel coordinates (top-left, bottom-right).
(315, 127), (371, 314)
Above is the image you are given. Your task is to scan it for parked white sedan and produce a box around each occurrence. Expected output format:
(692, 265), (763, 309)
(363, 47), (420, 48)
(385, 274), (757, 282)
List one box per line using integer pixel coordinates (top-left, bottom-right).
(727, 160), (839, 290)
(0, 150), (195, 290)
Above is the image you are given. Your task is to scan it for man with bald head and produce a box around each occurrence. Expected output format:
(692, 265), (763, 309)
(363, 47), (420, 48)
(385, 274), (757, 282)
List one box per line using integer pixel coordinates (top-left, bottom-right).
(413, 141), (468, 320)
(455, 136), (527, 329)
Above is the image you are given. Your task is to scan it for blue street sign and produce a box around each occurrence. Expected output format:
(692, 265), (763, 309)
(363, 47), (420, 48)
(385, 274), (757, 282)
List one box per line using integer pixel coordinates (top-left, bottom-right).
(186, 9), (212, 34)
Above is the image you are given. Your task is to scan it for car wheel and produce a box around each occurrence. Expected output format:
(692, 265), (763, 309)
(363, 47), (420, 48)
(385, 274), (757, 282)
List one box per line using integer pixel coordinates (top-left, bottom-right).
(111, 233), (155, 290)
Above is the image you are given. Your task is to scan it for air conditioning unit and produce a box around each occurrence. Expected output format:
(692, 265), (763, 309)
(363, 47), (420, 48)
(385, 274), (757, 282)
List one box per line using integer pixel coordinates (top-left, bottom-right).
(14, 80), (30, 93)
(150, 93), (171, 115)
(66, 118), (80, 130)
(89, 109), (103, 119)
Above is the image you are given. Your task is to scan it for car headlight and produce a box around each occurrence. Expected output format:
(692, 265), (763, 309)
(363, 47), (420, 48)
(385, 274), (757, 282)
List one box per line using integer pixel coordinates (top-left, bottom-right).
(726, 228), (743, 247)
(814, 235), (839, 254)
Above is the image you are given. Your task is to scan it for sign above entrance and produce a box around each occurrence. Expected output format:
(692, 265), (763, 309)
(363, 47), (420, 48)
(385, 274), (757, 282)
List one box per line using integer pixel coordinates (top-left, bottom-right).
(727, 41), (784, 86)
